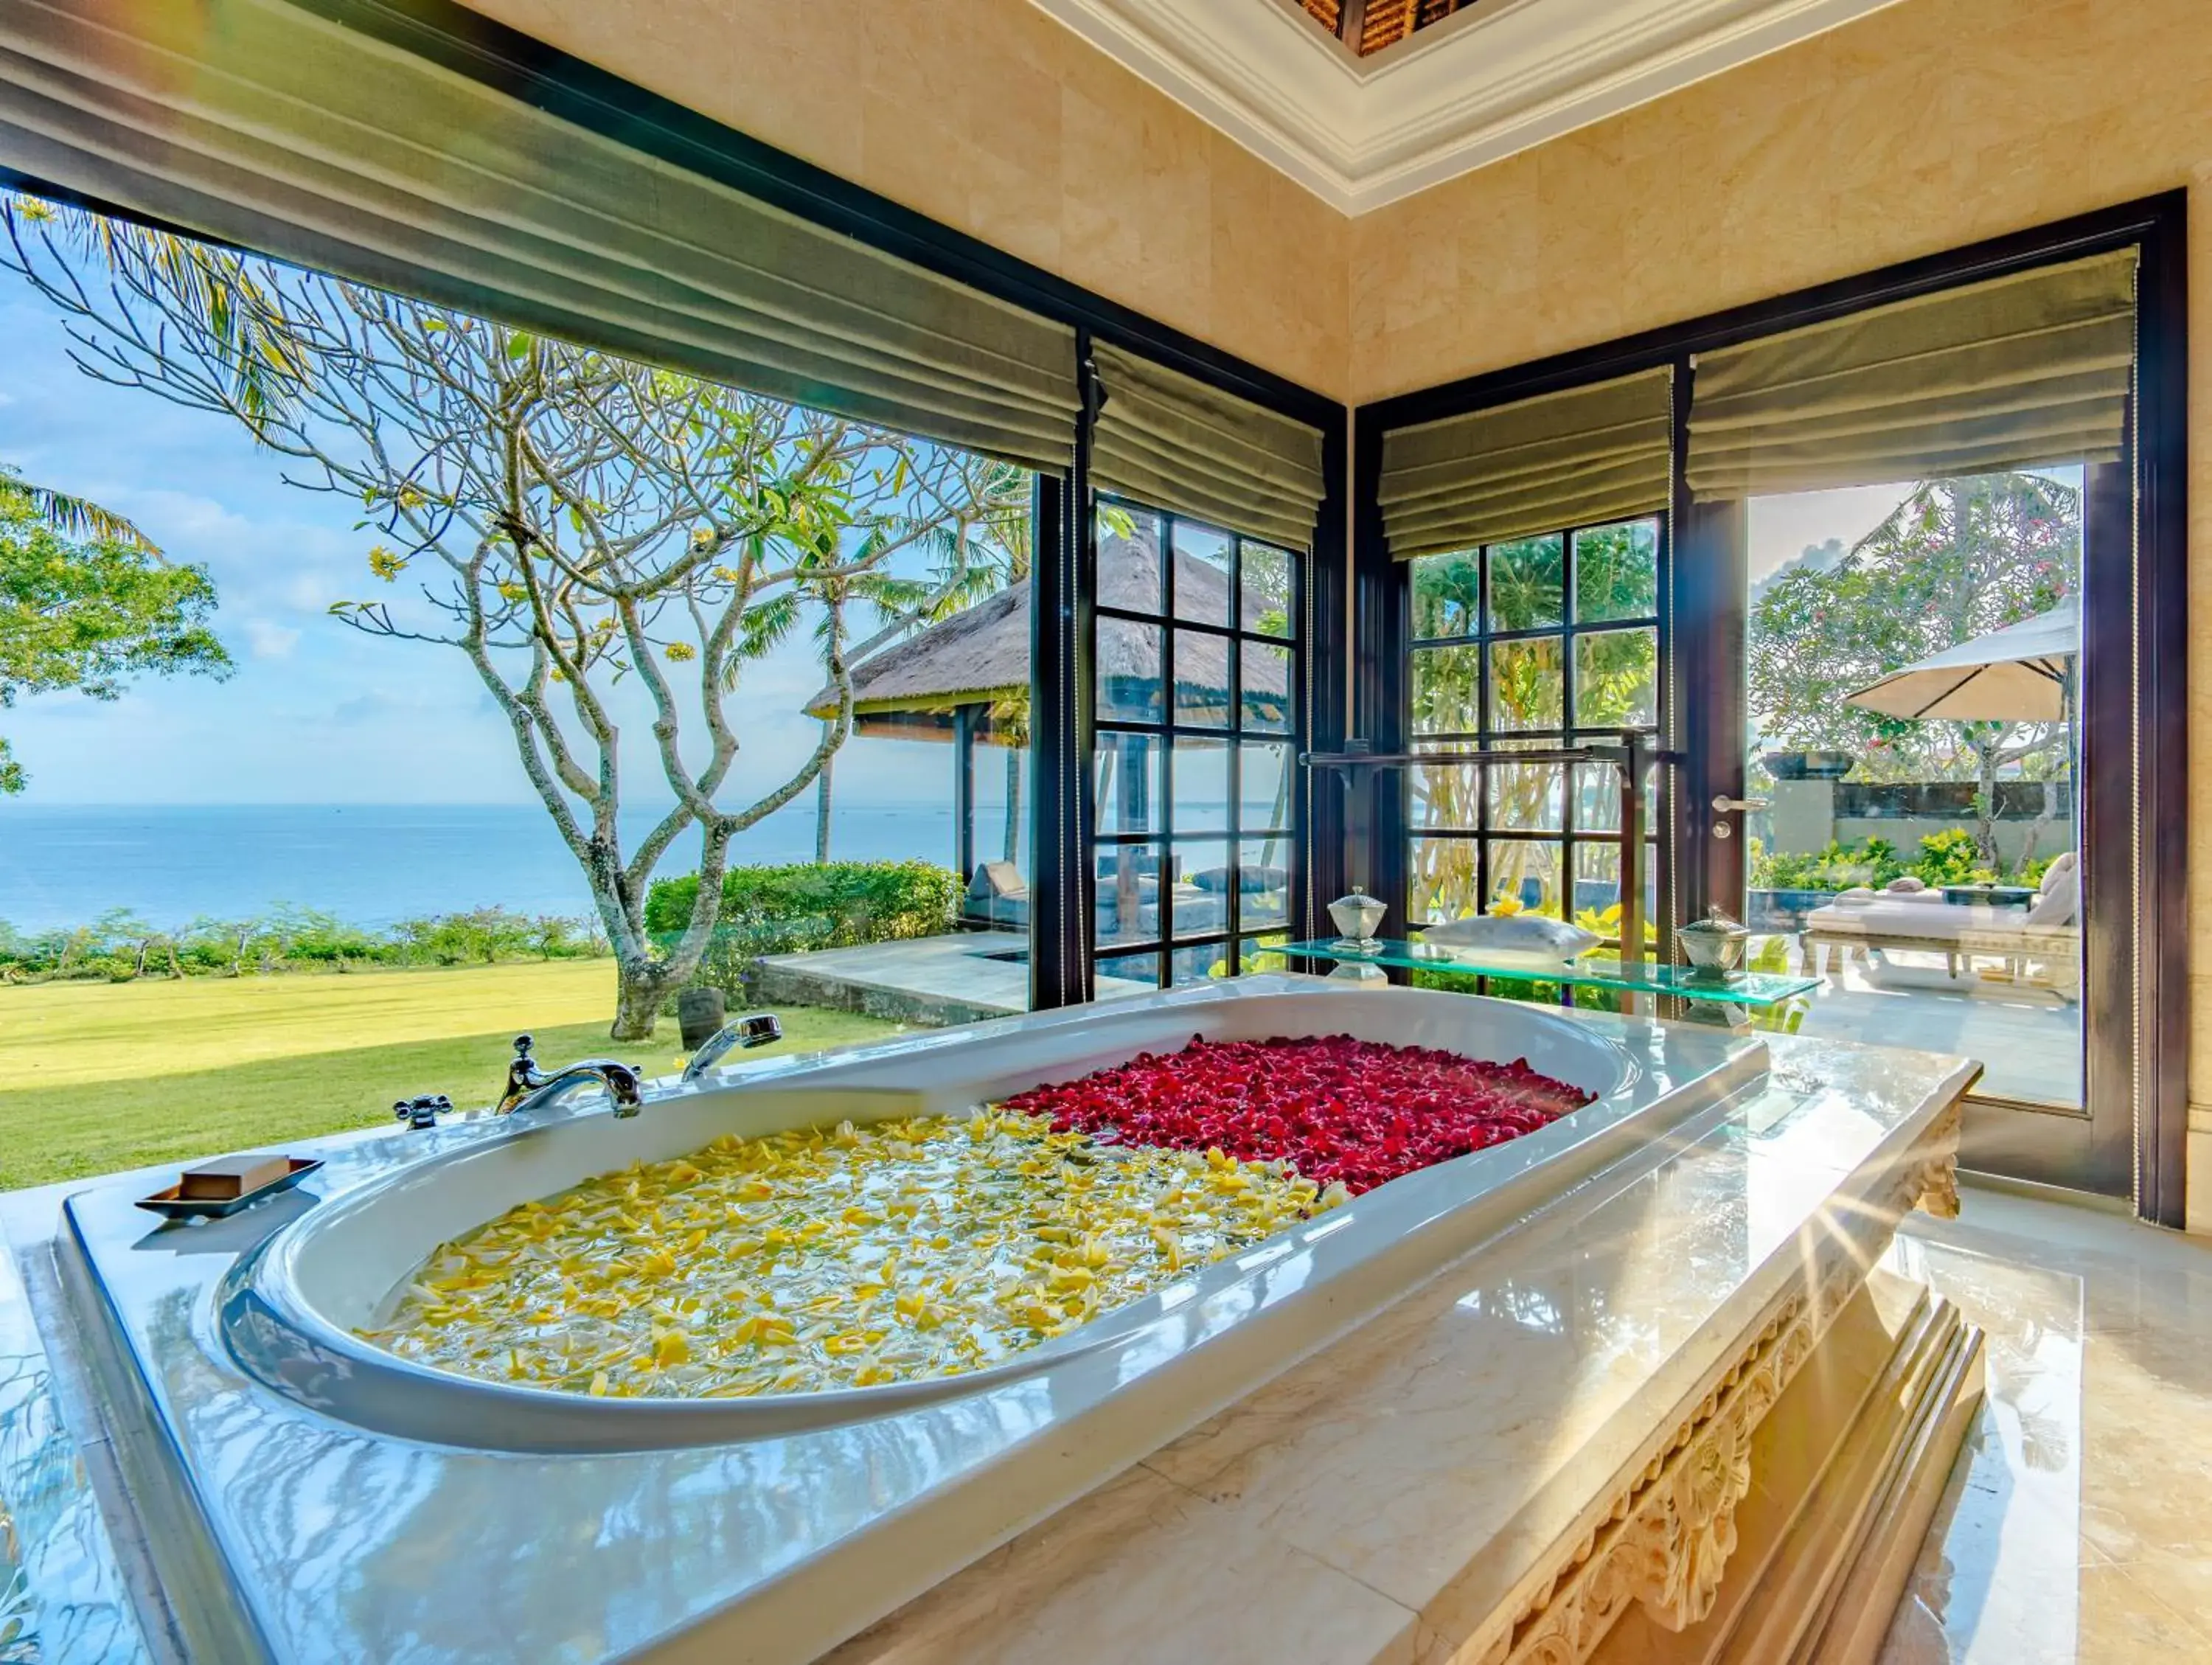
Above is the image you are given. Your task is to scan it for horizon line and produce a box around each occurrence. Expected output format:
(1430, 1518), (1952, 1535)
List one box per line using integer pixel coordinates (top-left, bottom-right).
(0, 799), (964, 811)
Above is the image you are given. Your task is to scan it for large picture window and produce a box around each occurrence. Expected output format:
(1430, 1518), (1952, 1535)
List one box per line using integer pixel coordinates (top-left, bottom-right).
(1091, 499), (1300, 992)
(1405, 518), (1659, 950)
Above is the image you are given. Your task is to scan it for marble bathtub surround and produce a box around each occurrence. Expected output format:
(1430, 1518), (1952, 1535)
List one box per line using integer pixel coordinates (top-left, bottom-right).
(48, 981), (1778, 1658)
(1594, 1270), (1982, 1665)
(1, 1095), (2205, 1661)
(828, 1034), (1974, 1665)
(0, 1239), (145, 1663)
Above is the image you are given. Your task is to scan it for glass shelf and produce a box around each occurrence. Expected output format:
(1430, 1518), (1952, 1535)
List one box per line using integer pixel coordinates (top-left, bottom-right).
(1276, 938), (1820, 1008)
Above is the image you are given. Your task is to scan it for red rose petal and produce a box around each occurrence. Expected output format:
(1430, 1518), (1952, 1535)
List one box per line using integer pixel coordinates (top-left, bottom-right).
(1003, 1034), (1596, 1195)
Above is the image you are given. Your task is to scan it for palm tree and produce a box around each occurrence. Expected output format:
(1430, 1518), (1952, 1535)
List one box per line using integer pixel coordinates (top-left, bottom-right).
(4, 192), (310, 435)
(0, 465), (158, 552)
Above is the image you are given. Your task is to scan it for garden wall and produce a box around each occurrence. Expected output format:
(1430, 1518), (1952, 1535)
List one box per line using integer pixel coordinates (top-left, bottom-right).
(1770, 779), (2074, 870)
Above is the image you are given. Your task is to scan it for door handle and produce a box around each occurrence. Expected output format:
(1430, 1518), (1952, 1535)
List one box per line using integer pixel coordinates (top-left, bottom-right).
(1710, 793), (1767, 839)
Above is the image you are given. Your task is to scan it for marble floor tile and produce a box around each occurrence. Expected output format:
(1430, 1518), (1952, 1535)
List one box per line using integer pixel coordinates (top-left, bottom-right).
(2075, 1563), (2212, 1660)
(1879, 1184), (2212, 1664)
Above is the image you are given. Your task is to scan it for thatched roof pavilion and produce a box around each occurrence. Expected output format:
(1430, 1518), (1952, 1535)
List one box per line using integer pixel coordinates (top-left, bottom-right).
(804, 532), (1290, 885)
(804, 536), (1288, 737)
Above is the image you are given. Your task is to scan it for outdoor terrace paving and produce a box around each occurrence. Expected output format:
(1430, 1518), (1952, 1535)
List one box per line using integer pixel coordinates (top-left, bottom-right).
(1783, 942), (2081, 1108)
(754, 931), (1155, 1026)
(757, 932), (2079, 1107)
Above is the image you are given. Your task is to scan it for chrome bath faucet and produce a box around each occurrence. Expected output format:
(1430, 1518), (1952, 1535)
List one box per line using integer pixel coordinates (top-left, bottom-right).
(681, 1012), (785, 1083)
(497, 1033), (646, 1121)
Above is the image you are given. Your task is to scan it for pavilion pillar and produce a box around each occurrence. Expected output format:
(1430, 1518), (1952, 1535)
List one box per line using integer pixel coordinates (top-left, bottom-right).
(954, 703), (976, 881)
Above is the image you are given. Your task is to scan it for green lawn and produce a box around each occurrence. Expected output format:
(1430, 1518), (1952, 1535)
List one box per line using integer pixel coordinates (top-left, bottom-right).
(0, 962), (902, 1189)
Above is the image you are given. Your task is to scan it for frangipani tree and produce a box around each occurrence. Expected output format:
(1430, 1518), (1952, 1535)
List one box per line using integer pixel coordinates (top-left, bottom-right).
(1748, 473), (2076, 863)
(4, 196), (1024, 1037)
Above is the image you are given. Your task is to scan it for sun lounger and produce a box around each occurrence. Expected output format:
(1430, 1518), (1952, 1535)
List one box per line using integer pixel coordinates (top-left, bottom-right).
(1799, 852), (2079, 997)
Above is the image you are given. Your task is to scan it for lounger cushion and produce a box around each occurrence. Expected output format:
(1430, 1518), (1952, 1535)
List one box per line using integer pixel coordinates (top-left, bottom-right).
(1804, 900), (2049, 939)
(1831, 886), (1945, 906)
(2028, 858), (2079, 926)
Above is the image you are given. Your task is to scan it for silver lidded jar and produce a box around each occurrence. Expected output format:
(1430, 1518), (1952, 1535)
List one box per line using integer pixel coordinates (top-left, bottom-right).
(1677, 906), (1750, 981)
(1326, 891), (1387, 948)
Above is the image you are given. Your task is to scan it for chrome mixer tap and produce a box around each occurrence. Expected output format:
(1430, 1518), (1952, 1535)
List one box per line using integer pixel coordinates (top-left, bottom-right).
(497, 1033), (646, 1121)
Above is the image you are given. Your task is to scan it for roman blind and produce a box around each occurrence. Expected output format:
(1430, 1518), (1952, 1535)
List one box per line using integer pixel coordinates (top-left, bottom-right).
(1377, 367), (1674, 559)
(0, 0), (1080, 470)
(1688, 249), (2138, 498)
(1090, 342), (1327, 549)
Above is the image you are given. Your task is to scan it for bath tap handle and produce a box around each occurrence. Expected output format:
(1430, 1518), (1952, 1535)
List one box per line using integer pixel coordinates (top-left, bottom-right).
(393, 1094), (453, 1131)
(501, 1034), (541, 1106)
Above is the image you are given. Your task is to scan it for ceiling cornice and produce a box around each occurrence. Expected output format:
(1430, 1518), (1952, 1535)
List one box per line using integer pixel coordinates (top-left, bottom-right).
(1029, 0), (1907, 215)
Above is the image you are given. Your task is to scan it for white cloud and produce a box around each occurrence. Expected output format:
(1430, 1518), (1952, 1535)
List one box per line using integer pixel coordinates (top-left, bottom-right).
(1747, 484), (1913, 585)
(243, 619), (302, 659)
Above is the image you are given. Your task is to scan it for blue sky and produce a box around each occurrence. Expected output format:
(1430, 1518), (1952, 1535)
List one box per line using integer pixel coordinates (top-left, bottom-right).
(0, 271), (948, 808)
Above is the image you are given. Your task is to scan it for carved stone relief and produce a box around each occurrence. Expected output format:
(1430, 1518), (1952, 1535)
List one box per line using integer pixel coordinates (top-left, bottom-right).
(1458, 1096), (1963, 1665)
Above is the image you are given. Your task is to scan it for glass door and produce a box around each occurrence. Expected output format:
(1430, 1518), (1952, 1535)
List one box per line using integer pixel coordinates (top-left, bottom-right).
(1687, 469), (2122, 1193)
(1090, 498), (1301, 994)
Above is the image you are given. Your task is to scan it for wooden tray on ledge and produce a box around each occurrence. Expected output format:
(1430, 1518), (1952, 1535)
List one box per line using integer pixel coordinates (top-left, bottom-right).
(136, 1158), (324, 1222)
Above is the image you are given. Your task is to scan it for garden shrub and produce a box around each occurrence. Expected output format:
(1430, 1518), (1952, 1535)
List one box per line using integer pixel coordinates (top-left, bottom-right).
(1751, 838), (1905, 891)
(1750, 831), (2053, 894)
(1908, 829), (1983, 888)
(644, 861), (963, 1001)
(0, 906), (605, 982)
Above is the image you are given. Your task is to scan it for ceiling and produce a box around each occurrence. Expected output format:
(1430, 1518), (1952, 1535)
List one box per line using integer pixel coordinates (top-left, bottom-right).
(1297, 0), (1480, 57)
(1028, 0), (1907, 214)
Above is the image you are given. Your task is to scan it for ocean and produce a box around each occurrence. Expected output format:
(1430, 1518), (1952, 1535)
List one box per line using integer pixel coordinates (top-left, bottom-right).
(0, 802), (1006, 932)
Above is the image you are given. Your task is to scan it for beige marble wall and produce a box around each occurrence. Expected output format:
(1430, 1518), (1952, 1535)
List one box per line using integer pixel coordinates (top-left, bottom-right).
(1350, 0), (2212, 1227)
(459, 0), (1351, 400)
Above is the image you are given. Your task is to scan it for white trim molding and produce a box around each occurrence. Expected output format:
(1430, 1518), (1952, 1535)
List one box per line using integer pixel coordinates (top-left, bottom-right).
(1029, 0), (1909, 215)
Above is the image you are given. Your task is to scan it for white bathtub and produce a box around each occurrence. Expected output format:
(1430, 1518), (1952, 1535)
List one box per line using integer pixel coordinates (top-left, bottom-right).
(217, 979), (1767, 1453)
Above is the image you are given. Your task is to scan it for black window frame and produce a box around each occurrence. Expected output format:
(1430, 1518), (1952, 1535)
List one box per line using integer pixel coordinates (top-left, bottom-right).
(1402, 517), (1663, 950)
(1088, 494), (1308, 993)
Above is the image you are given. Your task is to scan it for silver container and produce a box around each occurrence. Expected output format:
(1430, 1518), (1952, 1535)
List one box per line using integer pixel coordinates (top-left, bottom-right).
(1326, 891), (1387, 947)
(1678, 907), (1750, 981)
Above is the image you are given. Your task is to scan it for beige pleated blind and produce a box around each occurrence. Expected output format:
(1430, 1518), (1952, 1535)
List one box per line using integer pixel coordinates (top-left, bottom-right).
(1378, 368), (1674, 560)
(1090, 342), (1326, 549)
(0, 0), (1079, 470)
(1688, 250), (2138, 498)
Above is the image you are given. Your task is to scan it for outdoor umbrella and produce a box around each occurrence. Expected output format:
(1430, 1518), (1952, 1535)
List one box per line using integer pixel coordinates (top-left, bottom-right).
(1844, 599), (2076, 722)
